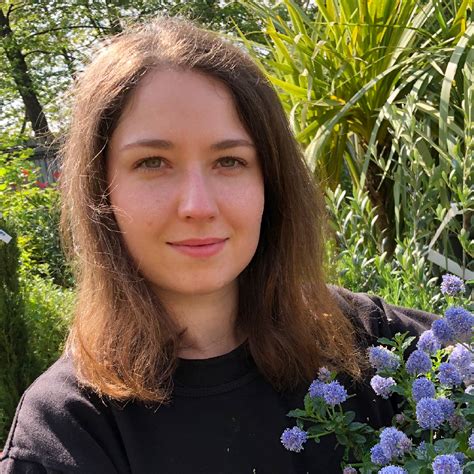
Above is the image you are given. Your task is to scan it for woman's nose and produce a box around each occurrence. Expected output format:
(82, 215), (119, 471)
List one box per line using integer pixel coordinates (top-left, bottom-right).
(177, 170), (218, 221)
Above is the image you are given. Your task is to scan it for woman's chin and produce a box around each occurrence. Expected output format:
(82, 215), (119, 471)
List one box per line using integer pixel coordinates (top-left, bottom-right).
(153, 280), (237, 300)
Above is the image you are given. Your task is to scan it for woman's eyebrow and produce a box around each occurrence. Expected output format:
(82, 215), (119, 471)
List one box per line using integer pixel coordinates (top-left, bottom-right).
(120, 138), (172, 151)
(120, 138), (255, 151)
(210, 139), (255, 150)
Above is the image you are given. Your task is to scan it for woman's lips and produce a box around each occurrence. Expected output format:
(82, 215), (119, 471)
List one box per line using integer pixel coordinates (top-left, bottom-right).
(167, 238), (228, 258)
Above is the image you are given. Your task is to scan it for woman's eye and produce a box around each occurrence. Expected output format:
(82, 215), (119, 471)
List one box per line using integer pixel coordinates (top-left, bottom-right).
(217, 157), (245, 168)
(137, 157), (165, 169)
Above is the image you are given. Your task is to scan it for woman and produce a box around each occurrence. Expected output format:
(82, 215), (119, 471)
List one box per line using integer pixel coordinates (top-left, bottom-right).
(0, 17), (433, 473)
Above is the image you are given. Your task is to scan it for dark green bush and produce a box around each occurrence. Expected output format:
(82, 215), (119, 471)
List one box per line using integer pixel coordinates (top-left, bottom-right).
(0, 219), (31, 445)
(0, 220), (72, 447)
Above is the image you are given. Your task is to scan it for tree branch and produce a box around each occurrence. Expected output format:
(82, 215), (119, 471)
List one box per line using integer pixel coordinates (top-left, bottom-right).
(5, 4), (13, 20)
(26, 25), (109, 40)
(23, 49), (53, 57)
(0, 7), (53, 141)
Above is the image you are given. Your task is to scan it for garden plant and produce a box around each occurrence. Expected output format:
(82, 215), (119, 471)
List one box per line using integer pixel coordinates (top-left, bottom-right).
(0, 146), (73, 445)
(281, 275), (473, 473)
(240, 0), (473, 265)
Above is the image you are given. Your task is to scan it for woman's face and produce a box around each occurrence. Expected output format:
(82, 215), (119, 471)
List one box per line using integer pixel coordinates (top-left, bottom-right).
(106, 69), (264, 300)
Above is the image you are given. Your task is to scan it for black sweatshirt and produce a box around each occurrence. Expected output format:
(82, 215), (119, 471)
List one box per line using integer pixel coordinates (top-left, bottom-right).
(0, 288), (436, 474)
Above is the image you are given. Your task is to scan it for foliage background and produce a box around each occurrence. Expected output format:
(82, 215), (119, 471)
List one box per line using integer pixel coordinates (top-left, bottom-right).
(0, 0), (472, 449)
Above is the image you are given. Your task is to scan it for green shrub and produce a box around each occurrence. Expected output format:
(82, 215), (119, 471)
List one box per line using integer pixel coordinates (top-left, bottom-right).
(20, 274), (73, 373)
(0, 147), (74, 447)
(326, 186), (445, 314)
(0, 259), (72, 447)
(0, 144), (73, 288)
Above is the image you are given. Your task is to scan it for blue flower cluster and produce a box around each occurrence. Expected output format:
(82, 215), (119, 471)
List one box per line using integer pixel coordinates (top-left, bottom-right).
(342, 467), (357, 474)
(440, 274), (466, 296)
(411, 377), (435, 402)
(309, 379), (325, 398)
(430, 306), (473, 346)
(432, 319), (455, 345)
(416, 330), (441, 353)
(370, 375), (396, 399)
(283, 274), (472, 471)
(368, 346), (400, 373)
(406, 350), (432, 375)
(370, 428), (412, 466)
(453, 452), (466, 465)
(280, 426), (308, 453)
(416, 397), (446, 429)
(378, 467), (407, 474)
(437, 397), (455, 419)
(379, 427), (412, 459)
(432, 454), (462, 474)
(371, 443), (390, 465)
(322, 381), (348, 406)
(445, 307), (474, 340)
(308, 378), (348, 406)
(438, 362), (462, 387)
(448, 344), (472, 377)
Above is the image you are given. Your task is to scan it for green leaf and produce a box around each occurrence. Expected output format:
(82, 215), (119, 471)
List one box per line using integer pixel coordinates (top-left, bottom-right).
(390, 385), (406, 396)
(343, 411), (355, 424)
(307, 424), (329, 436)
(439, 22), (474, 152)
(351, 433), (367, 444)
(304, 393), (314, 414)
(454, 393), (474, 403)
(268, 75), (314, 99)
(349, 422), (369, 431)
(287, 408), (307, 418)
(401, 336), (416, 351)
(433, 438), (459, 453)
(404, 459), (429, 473)
(336, 433), (349, 445)
(376, 337), (397, 347)
(463, 462), (474, 474)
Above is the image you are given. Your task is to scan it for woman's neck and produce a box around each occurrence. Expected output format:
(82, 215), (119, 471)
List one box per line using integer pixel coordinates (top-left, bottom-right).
(156, 282), (244, 359)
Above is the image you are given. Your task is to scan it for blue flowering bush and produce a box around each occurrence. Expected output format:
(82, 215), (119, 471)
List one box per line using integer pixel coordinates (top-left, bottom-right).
(282, 275), (473, 473)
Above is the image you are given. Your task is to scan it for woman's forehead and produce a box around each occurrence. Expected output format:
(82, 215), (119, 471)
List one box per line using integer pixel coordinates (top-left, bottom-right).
(109, 69), (252, 152)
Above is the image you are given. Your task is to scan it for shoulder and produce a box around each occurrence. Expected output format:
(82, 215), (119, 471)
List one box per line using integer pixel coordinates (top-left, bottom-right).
(329, 285), (438, 344)
(0, 354), (124, 473)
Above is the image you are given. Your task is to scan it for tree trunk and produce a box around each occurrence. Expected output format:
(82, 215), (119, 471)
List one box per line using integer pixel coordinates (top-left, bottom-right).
(0, 7), (53, 142)
(365, 160), (396, 256)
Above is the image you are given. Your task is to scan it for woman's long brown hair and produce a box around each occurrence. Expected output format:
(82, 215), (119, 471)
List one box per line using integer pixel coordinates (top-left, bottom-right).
(61, 16), (363, 403)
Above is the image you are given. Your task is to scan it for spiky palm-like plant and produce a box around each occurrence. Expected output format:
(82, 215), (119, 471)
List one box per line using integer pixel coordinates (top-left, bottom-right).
(239, 0), (472, 254)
